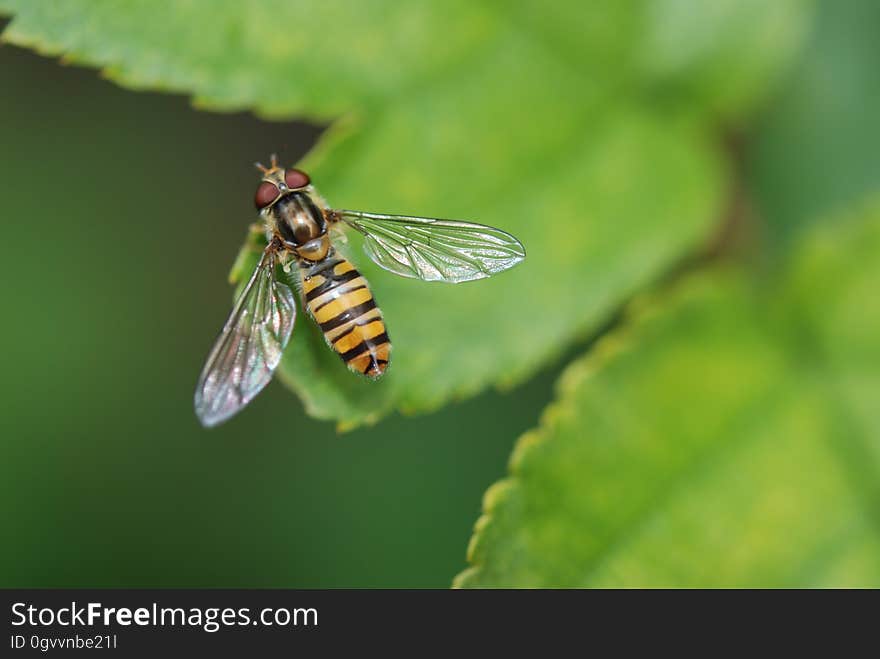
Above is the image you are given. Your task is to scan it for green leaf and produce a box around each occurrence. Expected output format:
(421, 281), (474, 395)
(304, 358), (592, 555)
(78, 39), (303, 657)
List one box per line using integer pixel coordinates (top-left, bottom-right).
(0, 0), (499, 119)
(638, 0), (811, 121)
(749, 0), (880, 245)
(456, 201), (880, 587)
(288, 112), (722, 427)
(0, 1), (811, 427)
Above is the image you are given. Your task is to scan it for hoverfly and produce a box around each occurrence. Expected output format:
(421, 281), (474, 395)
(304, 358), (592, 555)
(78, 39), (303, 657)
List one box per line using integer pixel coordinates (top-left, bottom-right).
(194, 155), (526, 427)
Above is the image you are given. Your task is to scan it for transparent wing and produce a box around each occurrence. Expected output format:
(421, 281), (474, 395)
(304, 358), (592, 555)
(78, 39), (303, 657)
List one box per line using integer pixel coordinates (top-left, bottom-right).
(337, 210), (526, 283)
(194, 245), (296, 427)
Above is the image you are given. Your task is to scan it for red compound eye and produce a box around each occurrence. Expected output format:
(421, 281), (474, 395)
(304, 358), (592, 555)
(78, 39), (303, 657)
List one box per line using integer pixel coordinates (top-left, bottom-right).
(254, 181), (279, 209)
(284, 168), (310, 189)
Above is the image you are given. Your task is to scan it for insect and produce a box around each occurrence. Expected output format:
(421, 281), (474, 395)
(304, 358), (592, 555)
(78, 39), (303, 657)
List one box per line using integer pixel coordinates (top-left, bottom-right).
(194, 155), (526, 427)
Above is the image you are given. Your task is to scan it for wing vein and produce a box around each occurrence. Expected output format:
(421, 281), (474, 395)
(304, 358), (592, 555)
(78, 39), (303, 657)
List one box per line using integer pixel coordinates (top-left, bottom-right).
(194, 245), (296, 427)
(338, 209), (525, 283)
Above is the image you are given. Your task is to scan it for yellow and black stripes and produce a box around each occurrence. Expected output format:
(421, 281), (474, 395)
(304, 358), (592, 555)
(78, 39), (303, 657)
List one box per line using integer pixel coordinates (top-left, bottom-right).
(300, 254), (390, 378)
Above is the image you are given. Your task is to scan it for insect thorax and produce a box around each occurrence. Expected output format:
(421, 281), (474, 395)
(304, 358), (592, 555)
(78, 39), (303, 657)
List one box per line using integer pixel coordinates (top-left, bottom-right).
(270, 191), (330, 261)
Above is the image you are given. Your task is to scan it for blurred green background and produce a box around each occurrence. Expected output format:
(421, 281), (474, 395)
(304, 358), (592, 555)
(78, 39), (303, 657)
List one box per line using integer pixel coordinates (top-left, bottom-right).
(1, 0), (878, 588)
(0, 41), (559, 587)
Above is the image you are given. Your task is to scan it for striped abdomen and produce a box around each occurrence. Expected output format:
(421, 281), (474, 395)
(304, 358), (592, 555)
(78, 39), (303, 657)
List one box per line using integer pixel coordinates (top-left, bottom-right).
(300, 252), (391, 378)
